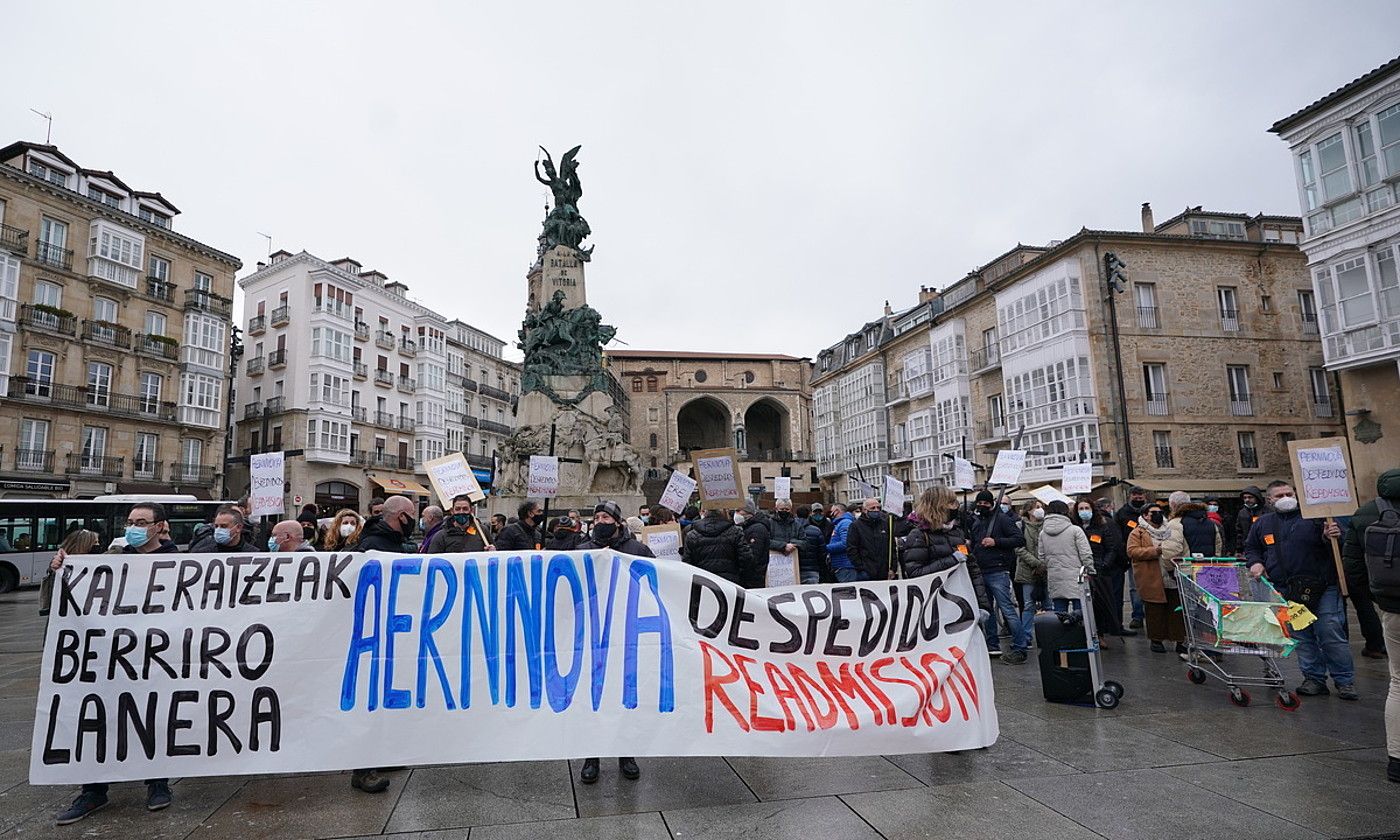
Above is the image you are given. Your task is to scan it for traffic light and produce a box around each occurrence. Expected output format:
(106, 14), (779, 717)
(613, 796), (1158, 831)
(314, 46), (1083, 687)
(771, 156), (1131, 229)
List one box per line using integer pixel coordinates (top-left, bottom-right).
(1104, 252), (1127, 293)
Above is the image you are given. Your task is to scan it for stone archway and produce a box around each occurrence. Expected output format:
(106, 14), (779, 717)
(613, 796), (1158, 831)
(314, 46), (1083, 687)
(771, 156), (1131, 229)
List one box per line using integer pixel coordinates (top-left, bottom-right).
(743, 398), (790, 459)
(677, 396), (731, 455)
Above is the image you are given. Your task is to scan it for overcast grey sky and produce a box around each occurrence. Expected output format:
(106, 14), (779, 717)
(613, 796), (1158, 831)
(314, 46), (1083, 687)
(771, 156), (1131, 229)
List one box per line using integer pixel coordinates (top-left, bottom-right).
(6, 2), (1399, 360)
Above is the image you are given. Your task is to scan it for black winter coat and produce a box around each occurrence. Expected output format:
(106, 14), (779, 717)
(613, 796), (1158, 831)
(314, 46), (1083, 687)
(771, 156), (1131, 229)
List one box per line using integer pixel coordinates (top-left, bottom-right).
(187, 529), (260, 553)
(796, 520), (827, 578)
(899, 523), (990, 611)
(740, 514), (772, 588)
(545, 530), (586, 551)
(684, 514), (751, 585)
(1234, 486), (1266, 554)
(494, 520), (543, 552)
(357, 516), (412, 552)
(969, 509), (1024, 574)
(1079, 519), (1123, 574)
(1178, 504), (1220, 557)
(577, 528), (654, 558)
(848, 512), (897, 580)
(128, 540), (181, 555)
(426, 522), (488, 554)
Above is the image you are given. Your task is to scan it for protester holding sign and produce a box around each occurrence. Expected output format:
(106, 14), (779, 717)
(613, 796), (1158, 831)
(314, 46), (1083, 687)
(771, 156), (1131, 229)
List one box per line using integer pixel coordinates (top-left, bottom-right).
(766, 499), (807, 578)
(1244, 480), (1356, 700)
(426, 495), (488, 554)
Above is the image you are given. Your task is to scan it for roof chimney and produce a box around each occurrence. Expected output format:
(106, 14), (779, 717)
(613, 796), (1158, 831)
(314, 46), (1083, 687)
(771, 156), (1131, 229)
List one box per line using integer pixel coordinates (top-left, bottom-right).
(918, 285), (939, 304)
(883, 300), (893, 316)
(1141, 202), (1154, 233)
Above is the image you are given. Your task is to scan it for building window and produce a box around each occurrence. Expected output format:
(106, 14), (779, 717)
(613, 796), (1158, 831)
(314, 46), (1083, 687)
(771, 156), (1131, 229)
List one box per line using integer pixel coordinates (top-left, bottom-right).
(80, 426), (108, 469)
(1190, 219), (1246, 240)
(182, 314), (227, 369)
(1217, 287), (1239, 331)
(1143, 364), (1168, 414)
(138, 207), (171, 228)
(33, 279), (61, 308)
(193, 272), (212, 292)
(18, 418), (49, 468)
(311, 326), (352, 361)
(145, 310), (167, 337)
(26, 349), (55, 393)
(1134, 283), (1158, 328)
(135, 433), (159, 478)
(1298, 289), (1317, 331)
(1334, 256), (1375, 327)
(87, 362), (113, 407)
(1237, 431), (1258, 469)
(649, 432), (658, 449)
(1153, 431), (1174, 469)
(1272, 372), (1284, 389)
(646, 376), (658, 392)
(140, 372), (163, 409)
(1309, 368), (1332, 417)
(1260, 294), (1272, 313)
(92, 296), (118, 324)
(694, 369), (707, 383)
(1227, 366), (1252, 415)
(632, 377), (642, 392)
(1316, 133), (1352, 202)
(180, 438), (203, 471)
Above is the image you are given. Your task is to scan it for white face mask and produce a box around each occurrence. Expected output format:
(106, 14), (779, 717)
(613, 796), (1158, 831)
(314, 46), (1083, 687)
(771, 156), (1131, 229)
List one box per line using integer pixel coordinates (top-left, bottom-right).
(733, 513), (745, 526)
(339, 523), (355, 537)
(1273, 496), (1299, 513)
(1031, 508), (1045, 521)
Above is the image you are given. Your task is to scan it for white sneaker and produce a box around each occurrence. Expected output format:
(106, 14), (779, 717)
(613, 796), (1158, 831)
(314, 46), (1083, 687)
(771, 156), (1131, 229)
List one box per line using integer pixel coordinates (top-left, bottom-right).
(988, 649), (1003, 658)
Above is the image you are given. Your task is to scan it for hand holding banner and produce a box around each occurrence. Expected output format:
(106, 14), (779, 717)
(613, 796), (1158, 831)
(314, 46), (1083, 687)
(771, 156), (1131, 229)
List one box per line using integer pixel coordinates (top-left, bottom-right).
(249, 452), (285, 517)
(659, 471), (698, 513)
(527, 455), (560, 498)
(424, 453), (485, 504)
(988, 450), (1026, 486)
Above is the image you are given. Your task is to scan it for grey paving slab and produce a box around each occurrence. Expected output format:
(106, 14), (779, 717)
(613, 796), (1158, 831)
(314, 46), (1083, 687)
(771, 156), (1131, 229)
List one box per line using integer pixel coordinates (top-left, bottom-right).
(0, 750), (30, 793)
(473, 811), (671, 840)
(193, 772), (397, 840)
(844, 780), (1103, 840)
(0, 777), (68, 833)
(383, 762), (575, 833)
(1009, 768), (1325, 840)
(1161, 754), (1400, 837)
(337, 830), (472, 840)
(1002, 717), (1223, 772)
(569, 757), (753, 818)
(0, 678), (39, 703)
(885, 737), (1079, 786)
(5, 779), (241, 839)
(1301, 746), (1393, 775)
(663, 795), (882, 840)
(1270, 695), (1390, 748)
(723, 754), (922, 801)
(1119, 709), (1357, 759)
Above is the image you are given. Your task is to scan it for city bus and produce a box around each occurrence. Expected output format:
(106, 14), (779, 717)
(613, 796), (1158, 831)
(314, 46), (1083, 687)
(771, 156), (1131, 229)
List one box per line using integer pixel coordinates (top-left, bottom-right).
(0, 495), (231, 592)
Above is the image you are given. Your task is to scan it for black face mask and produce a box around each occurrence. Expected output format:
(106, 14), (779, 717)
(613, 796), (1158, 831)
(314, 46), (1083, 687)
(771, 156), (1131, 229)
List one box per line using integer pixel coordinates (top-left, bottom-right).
(976, 505), (992, 516)
(591, 522), (617, 542)
(776, 511), (792, 520)
(861, 510), (882, 522)
(1130, 498), (1146, 509)
(1148, 512), (1165, 526)
(554, 528), (573, 540)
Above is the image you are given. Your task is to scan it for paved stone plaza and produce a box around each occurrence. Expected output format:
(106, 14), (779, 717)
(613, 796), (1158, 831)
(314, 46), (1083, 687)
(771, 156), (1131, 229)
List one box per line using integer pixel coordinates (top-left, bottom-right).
(1, 588), (1395, 840)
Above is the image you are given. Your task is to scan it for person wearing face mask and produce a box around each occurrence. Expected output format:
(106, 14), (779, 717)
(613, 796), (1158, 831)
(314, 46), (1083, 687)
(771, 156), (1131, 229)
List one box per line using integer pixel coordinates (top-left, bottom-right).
(418, 505), (445, 551)
(1075, 498), (1130, 643)
(187, 504), (259, 553)
(1166, 491), (1223, 559)
(269, 519), (316, 552)
(324, 509), (365, 551)
(767, 499), (807, 576)
(52, 502), (177, 825)
(545, 516), (585, 551)
(1245, 480), (1355, 700)
(427, 495), (488, 553)
(1014, 500), (1049, 633)
(1110, 486), (1150, 631)
(494, 500), (545, 552)
(1126, 503), (1187, 653)
(1038, 500), (1094, 615)
(734, 501), (772, 587)
(574, 500), (651, 784)
(970, 490), (1028, 662)
(1234, 485), (1266, 555)
(790, 504), (828, 584)
(901, 487), (991, 611)
(848, 497), (898, 582)
(824, 503), (858, 581)
(684, 506), (752, 585)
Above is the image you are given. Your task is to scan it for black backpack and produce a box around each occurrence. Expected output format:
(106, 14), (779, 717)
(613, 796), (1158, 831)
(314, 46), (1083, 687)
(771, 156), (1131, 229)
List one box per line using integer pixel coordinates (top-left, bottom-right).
(1364, 500), (1400, 594)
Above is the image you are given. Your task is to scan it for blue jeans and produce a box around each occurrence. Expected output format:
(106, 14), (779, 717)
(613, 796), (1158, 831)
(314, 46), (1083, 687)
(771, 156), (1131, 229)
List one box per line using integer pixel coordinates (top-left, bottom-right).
(983, 570), (1027, 652)
(1295, 585), (1355, 686)
(1125, 566), (1145, 621)
(1019, 581), (1047, 644)
(833, 567), (867, 583)
(800, 570), (822, 585)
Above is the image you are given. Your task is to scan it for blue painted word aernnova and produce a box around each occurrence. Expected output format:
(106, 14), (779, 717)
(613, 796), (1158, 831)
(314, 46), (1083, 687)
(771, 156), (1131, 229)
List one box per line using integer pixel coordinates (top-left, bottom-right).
(339, 552), (675, 714)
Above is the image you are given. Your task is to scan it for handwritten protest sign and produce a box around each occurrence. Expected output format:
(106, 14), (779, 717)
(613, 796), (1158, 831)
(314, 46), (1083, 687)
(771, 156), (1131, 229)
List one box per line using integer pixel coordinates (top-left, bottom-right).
(423, 453), (485, 504)
(988, 450), (1026, 486)
(527, 455), (560, 498)
(954, 457), (975, 491)
(1029, 485), (1073, 506)
(658, 471), (698, 513)
(1287, 437), (1358, 519)
(883, 475), (905, 515)
(1061, 463), (1093, 496)
(249, 452), (285, 517)
(765, 550), (800, 587)
(32, 551), (997, 784)
(642, 523), (683, 561)
(693, 448), (744, 510)
(774, 476), (792, 501)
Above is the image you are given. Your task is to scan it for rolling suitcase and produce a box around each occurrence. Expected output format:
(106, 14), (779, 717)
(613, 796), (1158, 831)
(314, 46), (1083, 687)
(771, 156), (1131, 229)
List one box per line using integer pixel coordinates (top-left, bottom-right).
(1034, 611), (1092, 704)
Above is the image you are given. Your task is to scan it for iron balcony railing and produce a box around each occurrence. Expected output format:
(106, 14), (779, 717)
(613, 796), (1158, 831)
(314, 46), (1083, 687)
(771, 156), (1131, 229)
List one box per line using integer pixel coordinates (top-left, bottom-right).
(1239, 447), (1259, 469)
(354, 321), (370, 340)
(466, 453), (494, 470)
(0, 223), (29, 255)
(361, 451), (414, 471)
(270, 305), (290, 326)
(185, 288), (232, 317)
(65, 453), (124, 478)
(35, 240), (73, 270)
(399, 337), (417, 355)
(1154, 446), (1175, 468)
(462, 416), (480, 429)
(8, 376), (177, 421)
(244, 401), (262, 420)
(461, 376), (478, 391)
(265, 396), (285, 414)
(248, 314), (267, 334)
(1313, 397), (1334, 418)
(1136, 306), (1160, 329)
(18, 304), (77, 336)
(1145, 396), (1170, 416)
(81, 320), (132, 349)
(968, 344), (1001, 372)
(397, 416), (414, 431)
(374, 369), (394, 386)
(246, 355), (265, 375)
(268, 349), (287, 368)
(1229, 397), (1253, 416)
(478, 383), (512, 402)
(479, 419), (513, 436)
(374, 410), (396, 427)
(397, 376), (416, 391)
(132, 461), (162, 481)
(375, 330), (395, 350)
(170, 464), (216, 485)
(353, 362), (368, 379)
(351, 406), (367, 422)
(1220, 308), (1240, 332)
(144, 277), (176, 303)
(13, 448), (53, 473)
(136, 334), (180, 361)
(1301, 313), (1319, 335)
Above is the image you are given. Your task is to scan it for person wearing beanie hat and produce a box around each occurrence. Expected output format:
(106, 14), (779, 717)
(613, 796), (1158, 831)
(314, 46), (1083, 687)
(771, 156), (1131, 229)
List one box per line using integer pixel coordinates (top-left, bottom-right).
(545, 516), (584, 551)
(575, 500), (652, 785)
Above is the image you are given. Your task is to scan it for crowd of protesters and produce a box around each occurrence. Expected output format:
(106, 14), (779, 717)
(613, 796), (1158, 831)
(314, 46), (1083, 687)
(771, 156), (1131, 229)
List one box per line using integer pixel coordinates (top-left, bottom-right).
(37, 468), (1400, 823)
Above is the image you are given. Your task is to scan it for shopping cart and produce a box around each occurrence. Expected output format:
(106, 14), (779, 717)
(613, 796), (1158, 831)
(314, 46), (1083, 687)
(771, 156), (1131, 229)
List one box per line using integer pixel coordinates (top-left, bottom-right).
(1174, 558), (1301, 711)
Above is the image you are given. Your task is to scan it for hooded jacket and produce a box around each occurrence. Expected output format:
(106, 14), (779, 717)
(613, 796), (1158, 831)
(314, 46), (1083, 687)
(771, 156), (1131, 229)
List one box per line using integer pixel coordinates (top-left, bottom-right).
(1343, 468), (1400, 613)
(1174, 502), (1223, 558)
(1014, 517), (1044, 584)
(357, 515), (413, 552)
(1038, 513), (1094, 602)
(1234, 485), (1266, 554)
(683, 513), (751, 584)
(494, 518), (543, 552)
(577, 525), (654, 558)
(825, 511), (856, 570)
(1079, 515), (1124, 574)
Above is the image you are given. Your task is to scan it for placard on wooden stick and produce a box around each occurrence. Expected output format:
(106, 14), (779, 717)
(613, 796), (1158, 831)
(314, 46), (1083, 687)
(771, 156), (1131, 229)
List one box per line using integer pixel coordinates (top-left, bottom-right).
(693, 447), (744, 511)
(1287, 436), (1358, 519)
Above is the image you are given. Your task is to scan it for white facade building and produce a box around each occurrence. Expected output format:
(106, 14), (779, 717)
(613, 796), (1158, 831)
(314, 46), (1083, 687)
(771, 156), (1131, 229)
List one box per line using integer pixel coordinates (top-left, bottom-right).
(813, 318), (891, 502)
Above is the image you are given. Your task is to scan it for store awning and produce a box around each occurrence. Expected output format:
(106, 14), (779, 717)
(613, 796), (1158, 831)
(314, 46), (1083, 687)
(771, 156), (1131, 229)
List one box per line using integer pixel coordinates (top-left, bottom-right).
(1126, 479), (1258, 497)
(368, 473), (432, 497)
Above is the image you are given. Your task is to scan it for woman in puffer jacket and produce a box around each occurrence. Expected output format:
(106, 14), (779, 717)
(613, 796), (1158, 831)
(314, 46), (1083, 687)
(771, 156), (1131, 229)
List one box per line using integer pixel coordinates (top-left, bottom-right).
(899, 486), (989, 611)
(1038, 500), (1095, 613)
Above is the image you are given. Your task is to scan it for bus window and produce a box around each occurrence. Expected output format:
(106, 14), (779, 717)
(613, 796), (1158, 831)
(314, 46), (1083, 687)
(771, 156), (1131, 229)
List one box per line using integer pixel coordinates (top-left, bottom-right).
(36, 517), (62, 551)
(0, 517), (33, 552)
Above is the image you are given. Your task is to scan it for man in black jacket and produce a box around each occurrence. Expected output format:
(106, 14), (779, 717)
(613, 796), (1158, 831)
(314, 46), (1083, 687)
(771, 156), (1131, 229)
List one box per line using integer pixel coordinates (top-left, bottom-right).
(1112, 486), (1150, 631)
(767, 499), (808, 583)
(1235, 485), (1266, 554)
(494, 500), (544, 552)
(574, 501), (651, 784)
(736, 501), (771, 587)
(53, 502), (180, 825)
(545, 516), (585, 551)
(847, 498), (898, 581)
(971, 490), (1027, 663)
(426, 495), (488, 554)
(187, 504), (260, 553)
(684, 507), (751, 585)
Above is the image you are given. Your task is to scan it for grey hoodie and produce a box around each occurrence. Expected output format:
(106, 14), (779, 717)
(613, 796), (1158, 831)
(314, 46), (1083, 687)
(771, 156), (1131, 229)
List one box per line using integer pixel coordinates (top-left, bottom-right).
(1038, 513), (1094, 602)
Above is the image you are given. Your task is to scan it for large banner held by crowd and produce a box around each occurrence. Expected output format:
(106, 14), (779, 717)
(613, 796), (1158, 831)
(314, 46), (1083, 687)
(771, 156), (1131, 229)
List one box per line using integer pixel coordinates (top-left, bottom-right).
(30, 550), (998, 784)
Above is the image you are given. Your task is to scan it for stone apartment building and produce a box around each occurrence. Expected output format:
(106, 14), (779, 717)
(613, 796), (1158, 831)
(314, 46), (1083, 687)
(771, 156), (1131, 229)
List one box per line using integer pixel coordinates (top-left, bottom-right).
(0, 142), (240, 498)
(229, 250), (517, 514)
(814, 203), (1342, 507)
(1271, 53), (1400, 496)
(606, 349), (818, 506)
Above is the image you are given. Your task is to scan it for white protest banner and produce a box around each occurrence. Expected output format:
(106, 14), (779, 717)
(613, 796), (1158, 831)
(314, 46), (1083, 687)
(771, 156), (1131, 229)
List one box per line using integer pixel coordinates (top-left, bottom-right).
(32, 550), (997, 784)
(423, 453), (485, 504)
(954, 457), (975, 491)
(774, 476), (792, 502)
(248, 452), (285, 518)
(765, 550), (799, 588)
(1029, 485), (1073, 506)
(527, 455), (560, 498)
(1287, 437), (1358, 519)
(693, 447), (744, 510)
(988, 450), (1026, 486)
(658, 471), (698, 514)
(1061, 463), (1093, 496)
(642, 523), (683, 562)
(883, 475), (905, 515)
